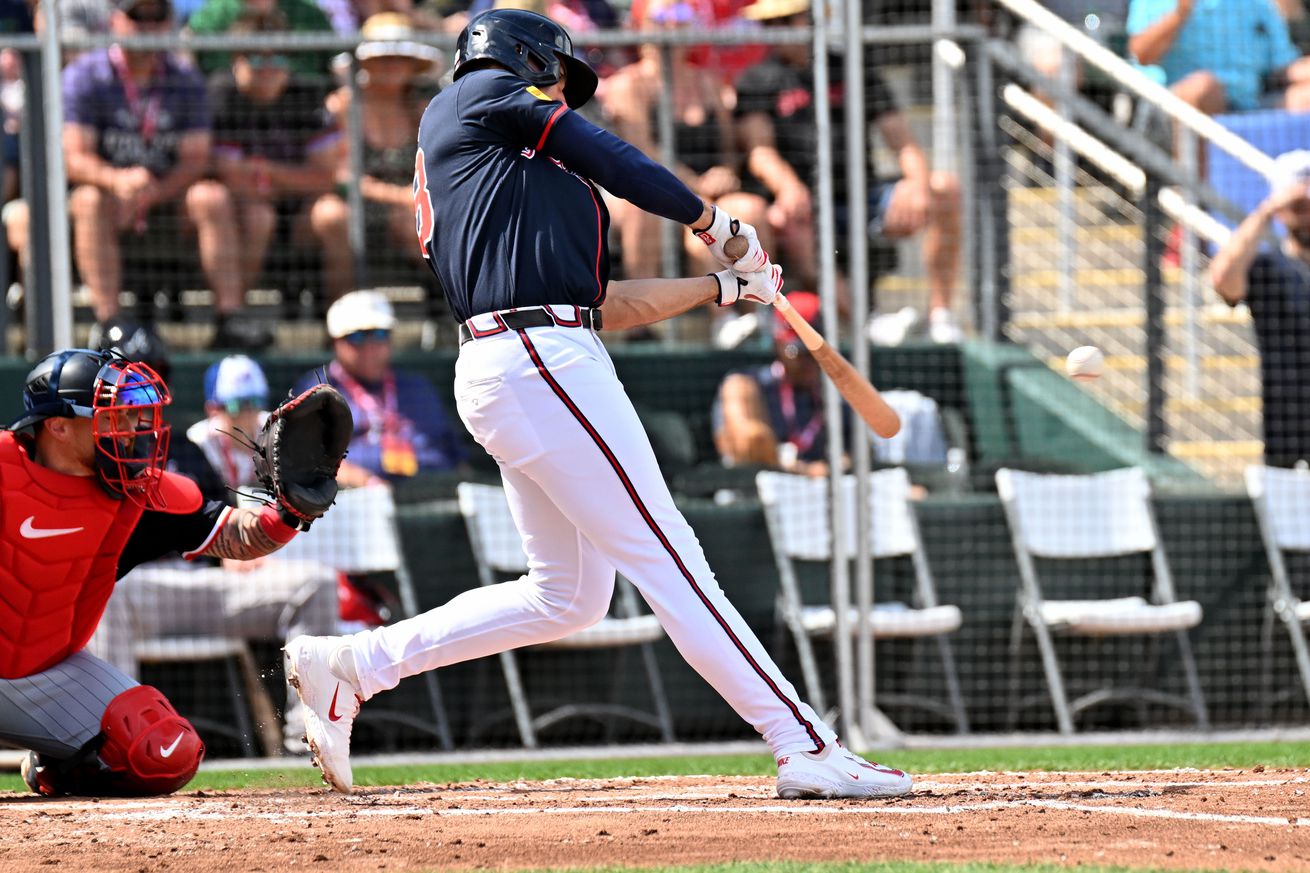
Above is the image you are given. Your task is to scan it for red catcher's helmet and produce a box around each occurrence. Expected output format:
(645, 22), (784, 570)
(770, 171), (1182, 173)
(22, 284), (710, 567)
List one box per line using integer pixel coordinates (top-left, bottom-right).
(9, 349), (172, 505)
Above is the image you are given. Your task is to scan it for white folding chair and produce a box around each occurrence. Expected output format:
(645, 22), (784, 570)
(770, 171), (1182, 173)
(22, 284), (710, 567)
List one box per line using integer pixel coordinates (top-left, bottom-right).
(1244, 465), (1310, 711)
(457, 482), (675, 747)
(281, 484), (453, 749)
(996, 467), (1209, 733)
(755, 469), (968, 732)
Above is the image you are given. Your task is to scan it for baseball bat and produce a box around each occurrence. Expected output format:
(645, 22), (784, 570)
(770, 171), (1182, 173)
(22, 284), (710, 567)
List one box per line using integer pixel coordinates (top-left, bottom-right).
(724, 235), (901, 438)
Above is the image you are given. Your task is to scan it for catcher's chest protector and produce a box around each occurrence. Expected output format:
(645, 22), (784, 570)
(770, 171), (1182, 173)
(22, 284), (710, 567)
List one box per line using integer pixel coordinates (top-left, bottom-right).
(0, 432), (144, 679)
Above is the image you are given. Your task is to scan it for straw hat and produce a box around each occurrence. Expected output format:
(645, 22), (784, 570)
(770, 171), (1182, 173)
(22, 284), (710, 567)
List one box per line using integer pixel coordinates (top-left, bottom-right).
(740, 0), (809, 21)
(356, 13), (441, 70)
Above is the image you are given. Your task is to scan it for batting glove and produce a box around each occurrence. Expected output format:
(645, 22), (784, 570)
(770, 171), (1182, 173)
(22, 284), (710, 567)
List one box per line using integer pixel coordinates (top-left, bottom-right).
(693, 205), (768, 272)
(713, 261), (783, 307)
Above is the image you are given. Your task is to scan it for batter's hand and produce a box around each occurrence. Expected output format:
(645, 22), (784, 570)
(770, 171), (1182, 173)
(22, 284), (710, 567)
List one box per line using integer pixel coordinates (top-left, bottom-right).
(713, 261), (783, 307)
(694, 205), (768, 273)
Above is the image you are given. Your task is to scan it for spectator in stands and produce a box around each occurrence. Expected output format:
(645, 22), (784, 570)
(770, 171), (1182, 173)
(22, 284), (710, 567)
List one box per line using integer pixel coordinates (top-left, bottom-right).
(1127, 0), (1310, 114)
(600, 0), (771, 289)
(4, 0), (110, 296)
(714, 291), (833, 476)
(293, 290), (467, 485)
(63, 0), (272, 349)
(187, 353), (271, 485)
(735, 0), (964, 345)
(83, 327), (340, 754)
(209, 10), (343, 305)
(627, 0), (765, 82)
(1208, 149), (1310, 468)
(468, 0), (617, 29)
(186, 0), (333, 75)
(312, 13), (438, 297)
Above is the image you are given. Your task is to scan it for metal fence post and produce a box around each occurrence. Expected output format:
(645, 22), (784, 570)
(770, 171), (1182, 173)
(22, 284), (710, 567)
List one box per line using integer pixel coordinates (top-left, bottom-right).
(1143, 173), (1167, 453)
(20, 49), (51, 358)
(973, 44), (1009, 342)
(346, 55), (368, 290)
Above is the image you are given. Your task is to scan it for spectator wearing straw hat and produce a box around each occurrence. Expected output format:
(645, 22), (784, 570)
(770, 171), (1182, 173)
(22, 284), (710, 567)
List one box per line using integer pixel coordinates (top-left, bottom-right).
(310, 13), (440, 297)
(292, 290), (467, 485)
(1209, 149), (1310, 468)
(734, 0), (965, 345)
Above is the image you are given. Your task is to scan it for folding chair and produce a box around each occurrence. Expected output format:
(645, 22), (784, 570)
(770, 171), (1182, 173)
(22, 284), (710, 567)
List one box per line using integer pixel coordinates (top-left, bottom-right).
(456, 482), (675, 747)
(1244, 465), (1310, 711)
(755, 469), (968, 732)
(134, 636), (280, 757)
(995, 467), (1209, 734)
(278, 484), (454, 749)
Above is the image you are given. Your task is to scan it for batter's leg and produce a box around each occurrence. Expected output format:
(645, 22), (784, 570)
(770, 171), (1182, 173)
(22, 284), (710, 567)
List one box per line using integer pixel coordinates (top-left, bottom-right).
(349, 465), (617, 698)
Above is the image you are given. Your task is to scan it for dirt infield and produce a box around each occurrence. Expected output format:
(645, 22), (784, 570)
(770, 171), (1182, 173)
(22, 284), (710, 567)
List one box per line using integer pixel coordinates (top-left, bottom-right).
(2, 769), (1308, 872)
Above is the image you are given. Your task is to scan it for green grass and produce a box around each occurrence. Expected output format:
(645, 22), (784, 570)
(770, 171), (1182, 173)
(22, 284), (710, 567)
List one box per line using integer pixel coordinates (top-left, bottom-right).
(3, 739), (1308, 794)
(505, 865), (1253, 873)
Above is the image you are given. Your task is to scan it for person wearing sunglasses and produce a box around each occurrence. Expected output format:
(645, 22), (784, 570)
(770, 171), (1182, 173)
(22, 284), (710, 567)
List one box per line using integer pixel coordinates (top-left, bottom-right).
(209, 10), (342, 313)
(291, 290), (468, 488)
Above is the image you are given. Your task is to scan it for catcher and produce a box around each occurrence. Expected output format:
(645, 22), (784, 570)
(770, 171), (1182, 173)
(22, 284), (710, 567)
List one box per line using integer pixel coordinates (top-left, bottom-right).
(0, 348), (351, 797)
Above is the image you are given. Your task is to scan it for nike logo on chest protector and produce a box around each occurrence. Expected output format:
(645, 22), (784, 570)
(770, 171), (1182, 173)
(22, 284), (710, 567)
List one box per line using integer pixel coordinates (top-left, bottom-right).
(20, 516), (85, 539)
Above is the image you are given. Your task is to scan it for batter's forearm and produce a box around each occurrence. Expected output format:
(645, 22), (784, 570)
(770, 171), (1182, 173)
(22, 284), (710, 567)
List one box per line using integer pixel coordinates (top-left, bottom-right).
(194, 506), (298, 561)
(602, 276), (719, 330)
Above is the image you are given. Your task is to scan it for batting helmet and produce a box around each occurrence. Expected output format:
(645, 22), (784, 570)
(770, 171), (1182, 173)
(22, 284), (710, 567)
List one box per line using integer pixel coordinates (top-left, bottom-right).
(453, 8), (598, 109)
(7, 348), (172, 504)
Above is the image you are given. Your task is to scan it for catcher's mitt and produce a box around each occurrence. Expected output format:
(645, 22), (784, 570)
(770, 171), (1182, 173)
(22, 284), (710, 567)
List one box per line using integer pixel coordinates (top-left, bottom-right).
(252, 383), (353, 529)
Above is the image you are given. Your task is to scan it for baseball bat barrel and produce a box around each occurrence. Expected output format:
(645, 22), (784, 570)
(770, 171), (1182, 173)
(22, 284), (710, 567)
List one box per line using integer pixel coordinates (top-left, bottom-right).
(723, 234), (900, 438)
(772, 295), (901, 438)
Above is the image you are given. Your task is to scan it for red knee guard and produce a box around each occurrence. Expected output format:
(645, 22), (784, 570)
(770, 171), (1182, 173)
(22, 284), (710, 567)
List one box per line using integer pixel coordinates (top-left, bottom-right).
(97, 685), (205, 796)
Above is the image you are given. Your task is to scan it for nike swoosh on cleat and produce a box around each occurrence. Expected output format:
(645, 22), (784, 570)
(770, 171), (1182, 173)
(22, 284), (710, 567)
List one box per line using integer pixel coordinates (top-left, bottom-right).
(160, 733), (184, 758)
(847, 772), (861, 780)
(328, 684), (345, 721)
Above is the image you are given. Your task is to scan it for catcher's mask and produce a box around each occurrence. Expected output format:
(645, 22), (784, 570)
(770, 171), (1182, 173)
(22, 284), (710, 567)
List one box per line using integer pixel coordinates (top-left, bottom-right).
(9, 349), (172, 504)
(452, 8), (598, 109)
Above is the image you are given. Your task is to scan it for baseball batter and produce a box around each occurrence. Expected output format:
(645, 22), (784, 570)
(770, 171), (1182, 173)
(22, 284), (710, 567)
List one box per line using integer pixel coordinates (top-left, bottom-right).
(285, 8), (912, 800)
(0, 348), (348, 796)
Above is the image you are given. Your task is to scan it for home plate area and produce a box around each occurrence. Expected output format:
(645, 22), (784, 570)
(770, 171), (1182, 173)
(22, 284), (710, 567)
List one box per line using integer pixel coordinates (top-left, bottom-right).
(2, 770), (1308, 872)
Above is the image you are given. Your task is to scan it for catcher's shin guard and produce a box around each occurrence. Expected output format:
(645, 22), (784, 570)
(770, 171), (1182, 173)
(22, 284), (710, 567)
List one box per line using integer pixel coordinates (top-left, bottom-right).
(20, 686), (204, 797)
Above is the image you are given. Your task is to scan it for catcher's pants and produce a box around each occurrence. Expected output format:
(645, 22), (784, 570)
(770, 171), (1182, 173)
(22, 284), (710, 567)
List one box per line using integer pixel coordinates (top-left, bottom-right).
(86, 557), (339, 745)
(349, 315), (836, 757)
(0, 651), (136, 758)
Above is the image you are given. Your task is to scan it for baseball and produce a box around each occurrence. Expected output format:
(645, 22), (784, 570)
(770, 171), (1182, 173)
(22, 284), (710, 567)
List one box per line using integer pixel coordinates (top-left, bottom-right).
(1065, 345), (1104, 381)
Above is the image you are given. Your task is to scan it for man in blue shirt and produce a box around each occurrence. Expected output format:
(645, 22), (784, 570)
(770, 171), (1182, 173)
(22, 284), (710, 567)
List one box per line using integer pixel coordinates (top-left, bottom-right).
(292, 291), (467, 485)
(1209, 149), (1310, 467)
(1128, 0), (1310, 113)
(283, 8), (911, 802)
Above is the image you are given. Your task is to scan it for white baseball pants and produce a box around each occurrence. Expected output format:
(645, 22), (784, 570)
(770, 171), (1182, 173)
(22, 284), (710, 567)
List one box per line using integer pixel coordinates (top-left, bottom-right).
(349, 311), (835, 757)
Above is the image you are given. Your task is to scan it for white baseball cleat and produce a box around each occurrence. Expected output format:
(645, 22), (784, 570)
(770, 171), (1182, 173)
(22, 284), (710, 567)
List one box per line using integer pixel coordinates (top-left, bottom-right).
(283, 635), (361, 794)
(775, 743), (913, 799)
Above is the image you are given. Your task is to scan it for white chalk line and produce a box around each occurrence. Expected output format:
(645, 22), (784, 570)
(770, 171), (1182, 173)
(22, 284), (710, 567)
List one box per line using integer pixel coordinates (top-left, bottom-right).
(12, 798), (1310, 829)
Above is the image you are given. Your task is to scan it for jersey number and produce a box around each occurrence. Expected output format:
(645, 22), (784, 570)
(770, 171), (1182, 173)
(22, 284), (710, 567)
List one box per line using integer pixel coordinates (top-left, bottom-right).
(413, 148), (435, 260)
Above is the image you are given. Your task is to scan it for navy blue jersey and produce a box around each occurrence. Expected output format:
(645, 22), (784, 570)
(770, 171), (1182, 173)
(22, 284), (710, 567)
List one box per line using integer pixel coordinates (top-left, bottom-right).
(414, 69), (703, 321)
